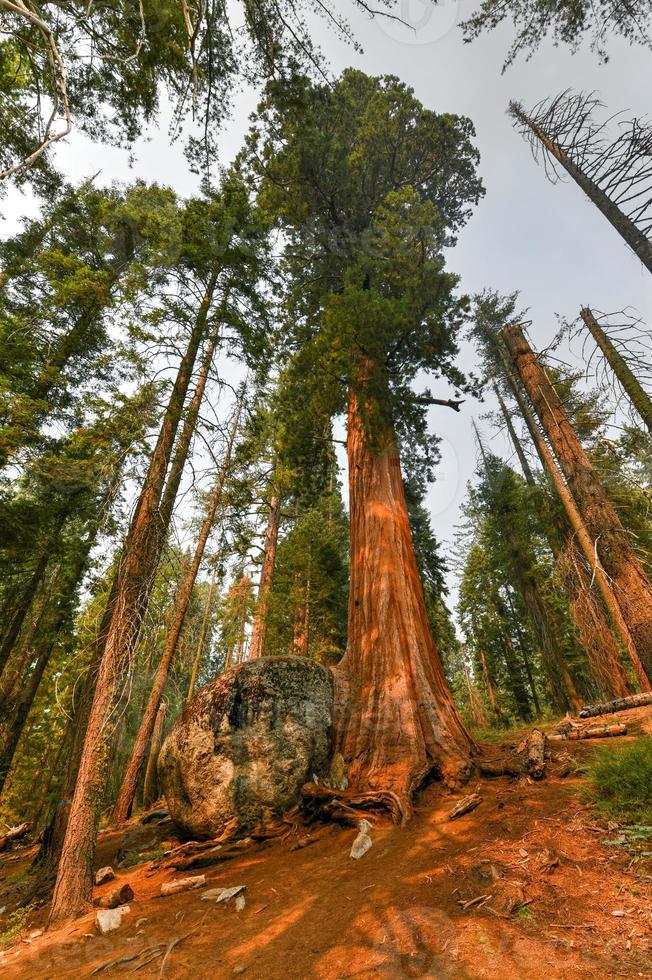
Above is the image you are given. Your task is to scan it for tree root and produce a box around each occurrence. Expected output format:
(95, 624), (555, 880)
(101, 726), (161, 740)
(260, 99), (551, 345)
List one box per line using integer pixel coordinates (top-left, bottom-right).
(300, 781), (405, 826)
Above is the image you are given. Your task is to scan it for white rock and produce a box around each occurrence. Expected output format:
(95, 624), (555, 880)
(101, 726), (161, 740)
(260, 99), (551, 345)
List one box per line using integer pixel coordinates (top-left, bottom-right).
(96, 905), (130, 935)
(350, 833), (372, 860)
(235, 894), (246, 912)
(358, 819), (373, 835)
(216, 885), (247, 904)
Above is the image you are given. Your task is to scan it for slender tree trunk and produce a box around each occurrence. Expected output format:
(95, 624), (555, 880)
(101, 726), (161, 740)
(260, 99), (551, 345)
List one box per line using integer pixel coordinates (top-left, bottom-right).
(580, 307), (652, 435)
(333, 372), (476, 817)
(291, 600), (308, 658)
(494, 382), (535, 484)
(505, 603), (542, 716)
(248, 491), (281, 660)
(48, 277), (219, 924)
(515, 568), (580, 713)
(187, 572), (217, 701)
(492, 601), (533, 721)
(142, 702), (166, 811)
(474, 419), (577, 712)
(112, 394), (242, 824)
(0, 551), (50, 676)
(510, 104), (652, 275)
(502, 323), (652, 687)
(478, 647), (501, 722)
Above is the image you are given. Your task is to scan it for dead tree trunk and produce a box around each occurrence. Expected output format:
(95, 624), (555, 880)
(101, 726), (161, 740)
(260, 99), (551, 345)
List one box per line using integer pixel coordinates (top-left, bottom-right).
(502, 323), (652, 687)
(248, 491), (281, 660)
(48, 279), (219, 924)
(526, 729), (546, 780)
(579, 691), (652, 718)
(333, 372), (476, 817)
(112, 394), (242, 824)
(556, 539), (632, 700)
(509, 101), (652, 275)
(580, 307), (652, 435)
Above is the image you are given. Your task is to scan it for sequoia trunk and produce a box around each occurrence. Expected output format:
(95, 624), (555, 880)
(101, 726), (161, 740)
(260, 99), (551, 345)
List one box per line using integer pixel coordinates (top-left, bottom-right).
(333, 381), (476, 816)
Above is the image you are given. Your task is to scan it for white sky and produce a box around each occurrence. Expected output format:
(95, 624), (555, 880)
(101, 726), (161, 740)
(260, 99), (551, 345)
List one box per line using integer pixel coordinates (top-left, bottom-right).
(3, 0), (651, 605)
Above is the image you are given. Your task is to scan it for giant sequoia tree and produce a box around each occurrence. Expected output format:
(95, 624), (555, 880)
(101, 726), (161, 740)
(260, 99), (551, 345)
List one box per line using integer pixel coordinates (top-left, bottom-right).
(248, 69), (484, 813)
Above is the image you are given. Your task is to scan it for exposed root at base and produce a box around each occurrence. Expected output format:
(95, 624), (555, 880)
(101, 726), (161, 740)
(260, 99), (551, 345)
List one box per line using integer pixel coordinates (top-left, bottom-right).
(300, 782), (405, 826)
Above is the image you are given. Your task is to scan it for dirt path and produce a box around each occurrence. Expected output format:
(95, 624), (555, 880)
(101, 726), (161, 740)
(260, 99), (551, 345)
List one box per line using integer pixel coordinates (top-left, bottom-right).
(2, 709), (652, 978)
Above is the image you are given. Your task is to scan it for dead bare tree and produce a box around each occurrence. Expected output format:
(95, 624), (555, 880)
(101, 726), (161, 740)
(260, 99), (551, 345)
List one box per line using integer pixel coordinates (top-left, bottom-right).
(509, 91), (652, 274)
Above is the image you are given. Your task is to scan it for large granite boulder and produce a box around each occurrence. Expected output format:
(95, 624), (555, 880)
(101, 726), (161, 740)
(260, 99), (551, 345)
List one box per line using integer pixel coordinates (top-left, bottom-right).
(158, 656), (333, 839)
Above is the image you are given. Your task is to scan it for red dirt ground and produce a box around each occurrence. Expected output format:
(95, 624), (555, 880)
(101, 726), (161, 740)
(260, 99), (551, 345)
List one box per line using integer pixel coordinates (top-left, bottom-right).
(2, 707), (652, 978)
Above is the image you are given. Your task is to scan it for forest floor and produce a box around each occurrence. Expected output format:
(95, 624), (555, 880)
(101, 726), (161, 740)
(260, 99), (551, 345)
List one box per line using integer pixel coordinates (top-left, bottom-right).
(3, 706), (652, 979)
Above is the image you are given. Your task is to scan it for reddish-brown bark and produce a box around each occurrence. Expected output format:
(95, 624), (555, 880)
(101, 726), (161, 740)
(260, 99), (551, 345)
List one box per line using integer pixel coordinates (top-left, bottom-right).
(502, 323), (652, 685)
(248, 491), (281, 660)
(333, 379), (476, 818)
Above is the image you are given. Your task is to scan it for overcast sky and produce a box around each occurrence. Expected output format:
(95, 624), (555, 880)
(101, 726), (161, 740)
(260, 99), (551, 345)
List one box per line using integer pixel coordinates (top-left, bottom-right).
(3, 0), (651, 605)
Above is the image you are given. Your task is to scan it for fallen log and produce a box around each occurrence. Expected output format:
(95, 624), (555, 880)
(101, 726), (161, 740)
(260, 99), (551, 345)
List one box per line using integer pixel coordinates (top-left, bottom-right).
(166, 838), (255, 871)
(478, 759), (524, 778)
(160, 875), (206, 896)
(0, 822), (31, 852)
(547, 724), (627, 742)
(448, 793), (481, 820)
(568, 723), (627, 740)
(300, 782), (405, 825)
(579, 692), (652, 719)
(526, 729), (546, 780)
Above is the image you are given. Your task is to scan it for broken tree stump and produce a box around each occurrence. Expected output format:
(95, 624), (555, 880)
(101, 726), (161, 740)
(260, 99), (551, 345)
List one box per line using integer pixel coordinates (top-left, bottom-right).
(448, 793), (481, 820)
(579, 692), (652, 719)
(526, 729), (546, 780)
